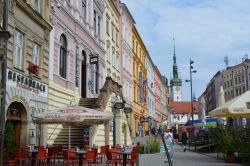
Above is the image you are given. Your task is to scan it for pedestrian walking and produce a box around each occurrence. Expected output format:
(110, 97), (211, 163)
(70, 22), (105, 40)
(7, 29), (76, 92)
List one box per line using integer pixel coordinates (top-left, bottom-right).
(181, 127), (188, 152)
(164, 127), (174, 162)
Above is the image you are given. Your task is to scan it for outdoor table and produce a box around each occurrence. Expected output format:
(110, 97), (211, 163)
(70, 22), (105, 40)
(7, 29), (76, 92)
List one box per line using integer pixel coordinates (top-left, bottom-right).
(112, 150), (131, 166)
(76, 150), (86, 166)
(29, 149), (38, 166)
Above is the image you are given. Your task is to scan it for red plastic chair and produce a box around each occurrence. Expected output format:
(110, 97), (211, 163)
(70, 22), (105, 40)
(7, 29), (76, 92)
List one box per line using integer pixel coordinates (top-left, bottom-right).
(121, 150), (138, 166)
(98, 146), (109, 163)
(32, 148), (48, 166)
(83, 150), (97, 166)
(105, 150), (119, 166)
(14, 147), (31, 166)
(63, 148), (78, 166)
(83, 145), (90, 151)
(47, 147), (57, 164)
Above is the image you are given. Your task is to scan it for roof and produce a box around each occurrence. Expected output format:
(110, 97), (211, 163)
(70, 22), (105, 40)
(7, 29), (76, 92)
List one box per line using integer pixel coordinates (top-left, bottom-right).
(170, 101), (199, 114)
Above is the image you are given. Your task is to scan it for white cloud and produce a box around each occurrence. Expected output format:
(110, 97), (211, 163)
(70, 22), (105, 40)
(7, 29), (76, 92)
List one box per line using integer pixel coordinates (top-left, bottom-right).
(123, 0), (250, 100)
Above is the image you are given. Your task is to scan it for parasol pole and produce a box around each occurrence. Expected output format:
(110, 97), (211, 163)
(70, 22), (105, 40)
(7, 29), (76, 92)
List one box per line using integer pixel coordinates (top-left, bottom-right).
(68, 126), (71, 148)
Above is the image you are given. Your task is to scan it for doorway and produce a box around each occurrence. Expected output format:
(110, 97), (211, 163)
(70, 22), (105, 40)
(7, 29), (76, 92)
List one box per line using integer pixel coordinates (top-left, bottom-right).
(6, 102), (27, 147)
(81, 51), (87, 98)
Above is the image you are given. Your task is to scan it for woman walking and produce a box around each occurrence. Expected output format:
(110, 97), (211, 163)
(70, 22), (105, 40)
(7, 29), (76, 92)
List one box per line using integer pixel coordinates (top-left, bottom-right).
(181, 127), (188, 152)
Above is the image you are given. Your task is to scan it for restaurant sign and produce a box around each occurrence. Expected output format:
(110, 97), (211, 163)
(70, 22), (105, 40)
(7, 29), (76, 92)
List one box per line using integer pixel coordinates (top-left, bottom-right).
(6, 69), (48, 98)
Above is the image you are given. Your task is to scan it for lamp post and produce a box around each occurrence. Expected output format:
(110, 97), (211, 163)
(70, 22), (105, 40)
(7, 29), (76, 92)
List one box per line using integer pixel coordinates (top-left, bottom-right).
(112, 101), (124, 146)
(0, 0), (10, 165)
(185, 59), (197, 126)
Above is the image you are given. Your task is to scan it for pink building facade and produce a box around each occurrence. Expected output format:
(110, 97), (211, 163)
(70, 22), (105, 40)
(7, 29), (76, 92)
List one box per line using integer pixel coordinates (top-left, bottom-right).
(116, 2), (135, 109)
(154, 66), (161, 125)
(49, 0), (105, 100)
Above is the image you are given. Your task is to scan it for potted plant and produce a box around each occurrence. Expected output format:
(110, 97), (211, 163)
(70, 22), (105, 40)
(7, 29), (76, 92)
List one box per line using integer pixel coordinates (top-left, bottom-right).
(215, 127), (236, 163)
(3, 122), (17, 166)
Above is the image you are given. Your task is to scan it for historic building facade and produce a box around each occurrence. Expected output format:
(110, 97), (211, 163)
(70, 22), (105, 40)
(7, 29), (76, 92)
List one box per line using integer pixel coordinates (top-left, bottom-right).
(203, 58), (250, 126)
(2, 0), (52, 147)
(48, 0), (105, 144)
(146, 52), (156, 130)
(104, 0), (120, 84)
(132, 26), (148, 137)
(154, 66), (161, 125)
(160, 76), (169, 121)
(114, 1), (135, 136)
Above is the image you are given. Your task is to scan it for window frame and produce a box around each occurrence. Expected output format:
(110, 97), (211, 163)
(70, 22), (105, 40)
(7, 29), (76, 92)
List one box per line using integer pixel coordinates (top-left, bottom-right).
(13, 30), (23, 69)
(82, 0), (87, 20)
(34, 0), (41, 13)
(59, 34), (67, 79)
(32, 42), (40, 65)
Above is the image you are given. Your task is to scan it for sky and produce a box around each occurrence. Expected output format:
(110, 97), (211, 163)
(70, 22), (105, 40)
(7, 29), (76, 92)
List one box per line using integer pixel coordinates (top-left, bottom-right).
(122, 0), (250, 101)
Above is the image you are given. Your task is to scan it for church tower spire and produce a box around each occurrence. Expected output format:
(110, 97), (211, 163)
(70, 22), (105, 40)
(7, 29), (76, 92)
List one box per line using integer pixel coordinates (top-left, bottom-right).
(170, 38), (182, 101)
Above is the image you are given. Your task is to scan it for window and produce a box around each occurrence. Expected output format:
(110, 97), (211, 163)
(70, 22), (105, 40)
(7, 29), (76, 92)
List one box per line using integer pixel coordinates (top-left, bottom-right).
(112, 26), (114, 41)
(112, 48), (115, 67)
(116, 31), (118, 45)
(59, 34), (67, 78)
(13, 30), (23, 69)
(122, 51), (125, 67)
(106, 18), (109, 35)
(34, 0), (41, 13)
(75, 46), (79, 87)
(82, 0), (87, 20)
(107, 45), (111, 62)
(94, 10), (97, 33)
(98, 16), (101, 37)
(116, 53), (119, 69)
(95, 64), (98, 94)
(32, 43), (40, 65)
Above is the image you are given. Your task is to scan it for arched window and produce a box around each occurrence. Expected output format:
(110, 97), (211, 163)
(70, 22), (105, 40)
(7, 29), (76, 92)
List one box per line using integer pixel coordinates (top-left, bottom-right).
(59, 34), (67, 78)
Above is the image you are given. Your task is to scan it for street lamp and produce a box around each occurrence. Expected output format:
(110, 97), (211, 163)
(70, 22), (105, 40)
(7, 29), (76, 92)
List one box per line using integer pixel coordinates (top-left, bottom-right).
(112, 101), (124, 146)
(0, 0), (10, 165)
(185, 59), (197, 126)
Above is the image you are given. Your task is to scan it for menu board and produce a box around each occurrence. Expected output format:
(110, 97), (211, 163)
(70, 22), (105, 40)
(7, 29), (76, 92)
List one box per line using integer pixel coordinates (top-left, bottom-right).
(83, 127), (89, 145)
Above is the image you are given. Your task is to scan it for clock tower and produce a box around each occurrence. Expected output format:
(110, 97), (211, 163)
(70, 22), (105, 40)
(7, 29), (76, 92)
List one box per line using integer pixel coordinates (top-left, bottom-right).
(170, 38), (182, 101)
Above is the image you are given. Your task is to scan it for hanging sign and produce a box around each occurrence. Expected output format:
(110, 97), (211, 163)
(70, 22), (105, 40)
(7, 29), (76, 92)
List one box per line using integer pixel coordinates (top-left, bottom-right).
(90, 56), (98, 64)
(139, 72), (143, 103)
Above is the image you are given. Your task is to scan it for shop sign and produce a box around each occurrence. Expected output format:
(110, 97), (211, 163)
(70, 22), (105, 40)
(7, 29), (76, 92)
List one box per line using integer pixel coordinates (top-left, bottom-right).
(140, 116), (148, 123)
(6, 69), (48, 97)
(124, 107), (132, 113)
(143, 79), (147, 105)
(90, 56), (98, 64)
(58, 109), (88, 113)
(139, 72), (143, 103)
(113, 102), (124, 109)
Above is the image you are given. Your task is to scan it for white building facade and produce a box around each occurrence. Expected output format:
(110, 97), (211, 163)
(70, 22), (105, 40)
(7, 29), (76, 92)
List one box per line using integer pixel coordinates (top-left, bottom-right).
(146, 52), (156, 130)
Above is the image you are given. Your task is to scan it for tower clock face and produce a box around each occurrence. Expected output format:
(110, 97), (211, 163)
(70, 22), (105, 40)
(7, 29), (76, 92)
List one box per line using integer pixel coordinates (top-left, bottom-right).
(175, 86), (180, 91)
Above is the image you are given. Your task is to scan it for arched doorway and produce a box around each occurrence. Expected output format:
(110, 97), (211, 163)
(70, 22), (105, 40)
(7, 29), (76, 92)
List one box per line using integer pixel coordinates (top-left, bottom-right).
(81, 51), (87, 98)
(6, 102), (27, 147)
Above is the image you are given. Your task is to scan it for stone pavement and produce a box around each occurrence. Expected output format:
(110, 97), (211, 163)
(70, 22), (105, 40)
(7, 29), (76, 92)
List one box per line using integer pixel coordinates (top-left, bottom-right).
(171, 144), (242, 166)
(52, 144), (243, 166)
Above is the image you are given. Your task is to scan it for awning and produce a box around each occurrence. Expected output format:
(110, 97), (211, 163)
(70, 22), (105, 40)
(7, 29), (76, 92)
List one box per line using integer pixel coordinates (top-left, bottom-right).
(209, 91), (250, 118)
(33, 106), (113, 125)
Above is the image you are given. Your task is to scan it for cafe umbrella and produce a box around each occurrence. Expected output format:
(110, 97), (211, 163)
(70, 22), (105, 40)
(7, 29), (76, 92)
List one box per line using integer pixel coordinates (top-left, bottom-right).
(33, 106), (113, 147)
(209, 91), (250, 118)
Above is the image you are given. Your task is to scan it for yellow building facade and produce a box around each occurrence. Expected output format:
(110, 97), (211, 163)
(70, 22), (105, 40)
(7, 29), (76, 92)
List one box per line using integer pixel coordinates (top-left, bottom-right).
(132, 26), (148, 137)
(104, 0), (121, 85)
(2, 0), (52, 147)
